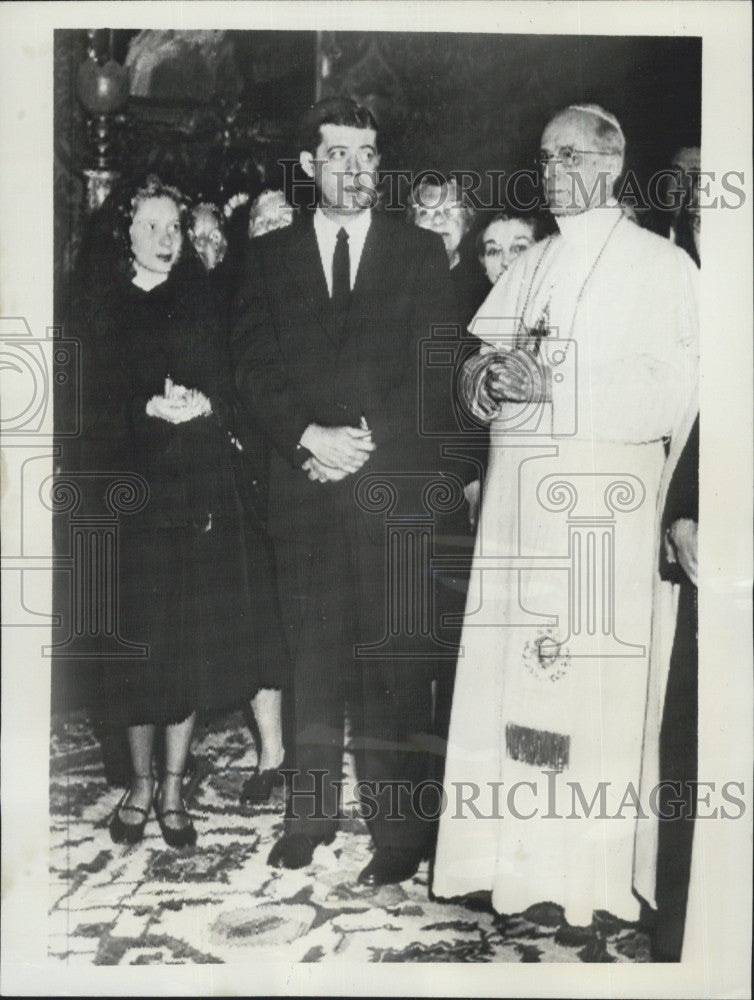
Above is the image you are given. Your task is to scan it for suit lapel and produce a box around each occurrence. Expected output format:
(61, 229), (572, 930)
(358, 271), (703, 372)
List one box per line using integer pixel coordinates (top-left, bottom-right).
(285, 212), (394, 344)
(349, 213), (392, 323)
(284, 217), (333, 338)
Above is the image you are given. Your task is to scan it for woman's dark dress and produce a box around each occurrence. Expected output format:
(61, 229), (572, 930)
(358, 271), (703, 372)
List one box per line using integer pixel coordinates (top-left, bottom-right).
(83, 259), (286, 727)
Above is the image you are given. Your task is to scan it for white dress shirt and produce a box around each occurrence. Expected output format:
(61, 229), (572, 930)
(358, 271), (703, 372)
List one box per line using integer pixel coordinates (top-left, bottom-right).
(297, 207), (374, 456)
(312, 206), (372, 295)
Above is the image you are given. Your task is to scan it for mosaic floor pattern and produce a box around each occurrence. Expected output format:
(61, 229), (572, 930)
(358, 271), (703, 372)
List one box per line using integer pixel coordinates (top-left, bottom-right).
(49, 710), (651, 965)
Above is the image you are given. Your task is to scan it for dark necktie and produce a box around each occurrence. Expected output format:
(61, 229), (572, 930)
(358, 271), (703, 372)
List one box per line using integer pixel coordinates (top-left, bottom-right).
(332, 227), (350, 335)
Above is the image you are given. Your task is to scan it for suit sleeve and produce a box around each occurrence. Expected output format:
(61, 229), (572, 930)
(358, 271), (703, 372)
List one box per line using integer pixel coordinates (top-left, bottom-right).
(662, 415), (699, 528)
(230, 241), (314, 467)
(659, 414), (699, 583)
(366, 235), (454, 452)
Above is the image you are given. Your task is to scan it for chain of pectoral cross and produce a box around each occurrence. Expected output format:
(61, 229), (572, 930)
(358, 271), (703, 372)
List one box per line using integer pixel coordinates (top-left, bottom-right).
(521, 213), (625, 355)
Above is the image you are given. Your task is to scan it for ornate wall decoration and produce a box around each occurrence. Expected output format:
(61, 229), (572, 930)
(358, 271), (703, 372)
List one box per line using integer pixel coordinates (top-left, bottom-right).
(125, 30), (243, 102)
(54, 29), (309, 319)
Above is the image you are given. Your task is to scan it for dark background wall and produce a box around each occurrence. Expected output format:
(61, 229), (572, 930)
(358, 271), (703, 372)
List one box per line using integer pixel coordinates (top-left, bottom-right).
(318, 32), (701, 183)
(56, 29), (701, 310)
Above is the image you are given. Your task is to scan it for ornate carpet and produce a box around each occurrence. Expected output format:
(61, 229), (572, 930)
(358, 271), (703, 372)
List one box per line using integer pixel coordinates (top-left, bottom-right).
(49, 710), (651, 965)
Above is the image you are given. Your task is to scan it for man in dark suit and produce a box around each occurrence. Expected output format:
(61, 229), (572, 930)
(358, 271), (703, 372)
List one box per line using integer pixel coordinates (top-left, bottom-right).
(653, 413), (699, 961)
(232, 98), (456, 885)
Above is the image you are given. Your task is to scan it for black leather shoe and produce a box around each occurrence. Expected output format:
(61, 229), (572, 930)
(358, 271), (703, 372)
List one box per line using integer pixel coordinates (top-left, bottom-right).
(109, 793), (150, 845)
(156, 808), (197, 849)
(267, 833), (317, 870)
(357, 849), (422, 887)
(239, 766), (279, 806)
(155, 793), (197, 849)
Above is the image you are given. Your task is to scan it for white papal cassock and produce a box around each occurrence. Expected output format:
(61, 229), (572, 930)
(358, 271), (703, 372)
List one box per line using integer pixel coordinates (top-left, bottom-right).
(432, 204), (698, 925)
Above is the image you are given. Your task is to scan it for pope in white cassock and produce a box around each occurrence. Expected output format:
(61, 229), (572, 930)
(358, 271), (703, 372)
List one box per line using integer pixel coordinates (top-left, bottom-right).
(432, 104), (698, 926)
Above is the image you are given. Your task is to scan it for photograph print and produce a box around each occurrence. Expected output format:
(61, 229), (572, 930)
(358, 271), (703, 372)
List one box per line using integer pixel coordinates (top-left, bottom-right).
(1, 6), (749, 993)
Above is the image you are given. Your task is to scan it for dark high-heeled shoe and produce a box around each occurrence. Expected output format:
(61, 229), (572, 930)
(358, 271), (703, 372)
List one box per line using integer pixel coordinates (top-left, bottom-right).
(155, 776), (197, 849)
(239, 766), (280, 806)
(109, 788), (151, 845)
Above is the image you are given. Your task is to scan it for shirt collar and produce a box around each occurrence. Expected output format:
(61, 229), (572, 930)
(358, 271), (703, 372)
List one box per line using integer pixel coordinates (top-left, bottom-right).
(314, 205), (372, 240)
(556, 199), (623, 244)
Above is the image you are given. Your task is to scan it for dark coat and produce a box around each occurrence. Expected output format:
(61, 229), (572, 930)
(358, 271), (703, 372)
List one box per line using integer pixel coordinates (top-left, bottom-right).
(231, 210), (457, 852)
(231, 212), (456, 543)
(654, 413), (699, 961)
(66, 257), (287, 725)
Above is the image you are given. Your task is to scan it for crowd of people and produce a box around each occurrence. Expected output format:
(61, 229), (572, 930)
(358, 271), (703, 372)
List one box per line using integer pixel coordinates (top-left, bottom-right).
(65, 96), (700, 960)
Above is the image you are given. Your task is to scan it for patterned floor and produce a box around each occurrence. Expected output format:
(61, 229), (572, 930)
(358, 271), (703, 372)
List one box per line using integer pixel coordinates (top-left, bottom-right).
(49, 710), (652, 965)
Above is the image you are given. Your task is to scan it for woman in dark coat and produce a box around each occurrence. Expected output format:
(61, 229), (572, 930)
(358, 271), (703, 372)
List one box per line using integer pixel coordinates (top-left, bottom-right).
(651, 203), (700, 959)
(71, 175), (287, 846)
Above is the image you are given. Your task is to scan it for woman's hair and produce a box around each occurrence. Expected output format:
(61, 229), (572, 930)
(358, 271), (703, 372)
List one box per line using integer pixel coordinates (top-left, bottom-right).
(407, 174), (476, 226)
(474, 211), (541, 257)
(247, 189), (298, 235)
(189, 200), (223, 228)
(113, 174), (188, 272)
(69, 174), (190, 327)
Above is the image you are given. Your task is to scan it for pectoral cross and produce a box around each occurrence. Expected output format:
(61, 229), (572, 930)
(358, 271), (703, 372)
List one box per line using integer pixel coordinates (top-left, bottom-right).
(528, 302), (551, 357)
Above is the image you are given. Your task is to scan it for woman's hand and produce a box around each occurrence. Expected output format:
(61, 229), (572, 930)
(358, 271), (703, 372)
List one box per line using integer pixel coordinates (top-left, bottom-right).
(146, 379), (212, 424)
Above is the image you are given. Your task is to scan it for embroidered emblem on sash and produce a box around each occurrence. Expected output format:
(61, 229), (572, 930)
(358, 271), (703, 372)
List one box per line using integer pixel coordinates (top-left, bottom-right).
(523, 627), (570, 682)
(505, 723), (570, 772)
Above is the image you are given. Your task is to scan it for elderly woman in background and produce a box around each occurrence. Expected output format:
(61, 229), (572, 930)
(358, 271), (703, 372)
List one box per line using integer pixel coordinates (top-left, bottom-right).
(187, 201), (237, 304)
(69, 174), (289, 846)
(188, 201), (229, 272)
(476, 212), (540, 286)
(408, 174), (488, 328)
(218, 188), (297, 306)
(407, 175), (491, 765)
(247, 189), (296, 238)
